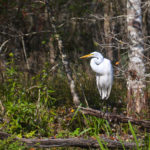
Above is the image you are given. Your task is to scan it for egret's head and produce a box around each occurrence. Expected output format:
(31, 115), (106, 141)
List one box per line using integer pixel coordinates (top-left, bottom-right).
(80, 51), (103, 59)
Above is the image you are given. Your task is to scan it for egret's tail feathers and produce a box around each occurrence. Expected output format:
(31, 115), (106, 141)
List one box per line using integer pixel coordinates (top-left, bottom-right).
(101, 89), (108, 100)
(96, 75), (112, 100)
(106, 86), (112, 99)
(98, 88), (106, 100)
(99, 87), (112, 100)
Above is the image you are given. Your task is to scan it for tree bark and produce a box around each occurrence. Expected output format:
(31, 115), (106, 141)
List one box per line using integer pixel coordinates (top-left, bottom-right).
(127, 0), (147, 117)
(45, 5), (55, 65)
(48, 37), (55, 64)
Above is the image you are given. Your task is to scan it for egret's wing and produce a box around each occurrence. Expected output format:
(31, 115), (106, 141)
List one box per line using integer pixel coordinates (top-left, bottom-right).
(106, 86), (112, 99)
(97, 73), (113, 100)
(105, 73), (113, 99)
(96, 74), (107, 100)
(105, 61), (113, 99)
(96, 75), (102, 97)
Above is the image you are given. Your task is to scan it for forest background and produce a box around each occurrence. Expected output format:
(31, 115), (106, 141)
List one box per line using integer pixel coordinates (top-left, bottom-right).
(0, 0), (150, 149)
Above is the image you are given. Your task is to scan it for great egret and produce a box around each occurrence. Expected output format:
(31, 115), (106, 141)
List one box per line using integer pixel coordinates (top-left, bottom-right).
(80, 51), (113, 100)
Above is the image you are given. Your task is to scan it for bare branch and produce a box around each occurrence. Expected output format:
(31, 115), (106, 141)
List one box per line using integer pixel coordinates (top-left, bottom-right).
(21, 36), (30, 70)
(0, 39), (10, 53)
(0, 30), (51, 38)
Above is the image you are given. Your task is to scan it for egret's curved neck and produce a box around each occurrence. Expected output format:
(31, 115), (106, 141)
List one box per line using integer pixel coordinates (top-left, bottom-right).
(93, 54), (104, 65)
(94, 58), (103, 65)
(90, 55), (104, 74)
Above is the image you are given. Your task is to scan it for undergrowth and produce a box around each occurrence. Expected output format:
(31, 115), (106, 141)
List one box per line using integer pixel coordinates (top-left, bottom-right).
(0, 54), (149, 149)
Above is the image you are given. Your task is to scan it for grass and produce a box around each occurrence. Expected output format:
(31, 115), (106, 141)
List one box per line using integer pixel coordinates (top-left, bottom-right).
(128, 121), (140, 150)
(95, 135), (106, 150)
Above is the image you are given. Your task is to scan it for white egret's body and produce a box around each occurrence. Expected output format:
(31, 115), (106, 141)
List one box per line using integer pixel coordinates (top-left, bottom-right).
(80, 52), (113, 99)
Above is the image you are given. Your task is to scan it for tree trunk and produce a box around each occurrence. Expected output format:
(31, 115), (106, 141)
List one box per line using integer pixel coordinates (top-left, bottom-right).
(127, 0), (147, 117)
(48, 37), (55, 64)
(104, 1), (113, 61)
(45, 5), (55, 65)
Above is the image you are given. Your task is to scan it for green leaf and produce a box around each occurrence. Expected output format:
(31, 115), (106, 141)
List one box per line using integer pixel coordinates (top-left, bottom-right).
(128, 121), (140, 150)
(95, 135), (106, 150)
(9, 52), (14, 57)
(41, 40), (46, 44)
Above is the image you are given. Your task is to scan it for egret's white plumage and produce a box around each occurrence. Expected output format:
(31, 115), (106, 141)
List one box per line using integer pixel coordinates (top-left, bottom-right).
(80, 51), (113, 99)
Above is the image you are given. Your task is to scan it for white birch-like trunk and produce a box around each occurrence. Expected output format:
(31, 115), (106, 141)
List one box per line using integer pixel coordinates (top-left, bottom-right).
(127, 0), (147, 116)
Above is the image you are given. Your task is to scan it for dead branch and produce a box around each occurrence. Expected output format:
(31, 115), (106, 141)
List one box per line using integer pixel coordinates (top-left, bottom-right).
(0, 30), (51, 38)
(21, 35), (30, 70)
(59, 52), (80, 106)
(0, 39), (10, 53)
(79, 106), (150, 128)
(0, 131), (143, 149)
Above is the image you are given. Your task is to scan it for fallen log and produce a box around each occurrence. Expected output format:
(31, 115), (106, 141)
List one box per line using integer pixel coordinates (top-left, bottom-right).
(0, 131), (143, 149)
(79, 106), (150, 128)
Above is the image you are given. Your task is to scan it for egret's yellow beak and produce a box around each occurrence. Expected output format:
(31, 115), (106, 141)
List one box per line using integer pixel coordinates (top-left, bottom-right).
(80, 54), (93, 59)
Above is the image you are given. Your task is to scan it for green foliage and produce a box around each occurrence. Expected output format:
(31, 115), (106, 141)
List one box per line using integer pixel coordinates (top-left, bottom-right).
(128, 121), (141, 150)
(95, 135), (107, 150)
(0, 136), (26, 150)
(0, 56), (57, 137)
(69, 107), (111, 137)
(103, 120), (112, 137)
(144, 133), (150, 149)
(83, 116), (106, 136)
